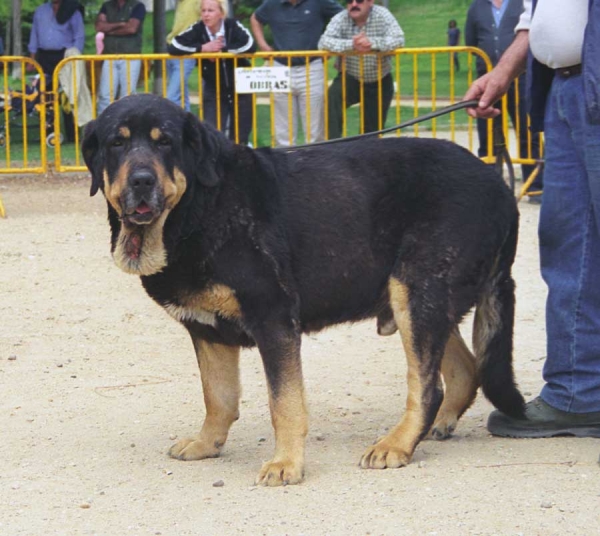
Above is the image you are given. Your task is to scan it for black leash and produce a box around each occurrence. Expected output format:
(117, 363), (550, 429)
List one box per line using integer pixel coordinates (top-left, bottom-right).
(278, 99), (480, 150)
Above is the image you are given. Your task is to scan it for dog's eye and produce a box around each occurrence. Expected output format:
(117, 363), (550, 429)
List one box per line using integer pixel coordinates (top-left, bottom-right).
(157, 137), (172, 147)
(111, 139), (124, 148)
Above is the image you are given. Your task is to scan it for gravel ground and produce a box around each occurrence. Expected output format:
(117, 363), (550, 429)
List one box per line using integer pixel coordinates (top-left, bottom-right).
(0, 173), (598, 536)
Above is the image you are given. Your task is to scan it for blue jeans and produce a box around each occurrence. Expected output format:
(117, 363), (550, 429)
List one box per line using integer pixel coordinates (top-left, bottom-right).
(97, 59), (142, 115)
(166, 58), (196, 111)
(539, 73), (600, 413)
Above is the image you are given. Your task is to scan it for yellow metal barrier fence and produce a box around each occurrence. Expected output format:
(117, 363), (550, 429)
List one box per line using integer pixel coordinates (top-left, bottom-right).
(1, 48), (542, 189)
(0, 57), (48, 174)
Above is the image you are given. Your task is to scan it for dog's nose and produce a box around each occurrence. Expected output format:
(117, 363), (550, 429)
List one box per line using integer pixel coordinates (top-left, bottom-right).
(129, 170), (156, 194)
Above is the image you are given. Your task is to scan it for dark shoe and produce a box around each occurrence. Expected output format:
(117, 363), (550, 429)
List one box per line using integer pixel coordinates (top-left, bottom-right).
(527, 194), (542, 205)
(487, 397), (600, 438)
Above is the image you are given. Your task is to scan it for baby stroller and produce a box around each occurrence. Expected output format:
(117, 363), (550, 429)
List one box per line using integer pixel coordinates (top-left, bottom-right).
(0, 76), (63, 148)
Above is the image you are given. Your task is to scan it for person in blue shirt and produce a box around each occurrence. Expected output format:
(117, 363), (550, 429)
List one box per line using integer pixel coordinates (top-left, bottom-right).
(28, 0), (85, 80)
(250, 0), (343, 146)
(28, 0), (85, 142)
(465, 0), (600, 440)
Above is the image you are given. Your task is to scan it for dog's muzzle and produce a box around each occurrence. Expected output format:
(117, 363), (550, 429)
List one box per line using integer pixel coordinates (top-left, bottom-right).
(122, 169), (164, 226)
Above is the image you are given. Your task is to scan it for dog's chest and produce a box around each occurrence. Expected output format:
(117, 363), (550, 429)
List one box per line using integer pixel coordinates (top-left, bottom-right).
(162, 284), (241, 327)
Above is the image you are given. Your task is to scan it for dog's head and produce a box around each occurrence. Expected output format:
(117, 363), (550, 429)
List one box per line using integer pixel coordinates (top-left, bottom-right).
(82, 94), (225, 275)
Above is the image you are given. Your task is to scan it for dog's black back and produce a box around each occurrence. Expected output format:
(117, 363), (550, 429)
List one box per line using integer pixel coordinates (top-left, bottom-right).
(266, 137), (517, 332)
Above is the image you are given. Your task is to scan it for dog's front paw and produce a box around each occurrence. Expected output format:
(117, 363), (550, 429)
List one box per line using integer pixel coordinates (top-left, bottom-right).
(359, 440), (412, 469)
(255, 458), (304, 487)
(168, 437), (221, 461)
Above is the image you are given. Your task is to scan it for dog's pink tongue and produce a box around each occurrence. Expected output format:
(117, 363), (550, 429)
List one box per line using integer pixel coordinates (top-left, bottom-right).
(136, 203), (151, 214)
(126, 233), (142, 259)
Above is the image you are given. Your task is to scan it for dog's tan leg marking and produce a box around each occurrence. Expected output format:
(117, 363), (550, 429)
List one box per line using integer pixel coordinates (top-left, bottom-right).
(169, 339), (240, 461)
(430, 329), (478, 440)
(360, 278), (428, 469)
(255, 349), (308, 487)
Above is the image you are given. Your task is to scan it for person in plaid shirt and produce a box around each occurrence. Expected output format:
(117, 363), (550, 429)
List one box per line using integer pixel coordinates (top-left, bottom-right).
(318, 0), (404, 139)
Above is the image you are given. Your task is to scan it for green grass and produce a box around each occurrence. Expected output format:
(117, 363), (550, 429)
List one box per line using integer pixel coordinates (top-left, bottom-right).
(391, 0), (471, 47)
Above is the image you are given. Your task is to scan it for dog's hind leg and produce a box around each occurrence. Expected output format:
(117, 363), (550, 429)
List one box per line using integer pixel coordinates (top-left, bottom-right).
(430, 328), (479, 440)
(360, 277), (446, 469)
(169, 338), (241, 461)
(253, 325), (308, 487)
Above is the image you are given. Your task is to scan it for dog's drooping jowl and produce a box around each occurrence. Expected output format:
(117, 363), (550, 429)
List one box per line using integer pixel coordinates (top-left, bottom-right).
(83, 94), (524, 486)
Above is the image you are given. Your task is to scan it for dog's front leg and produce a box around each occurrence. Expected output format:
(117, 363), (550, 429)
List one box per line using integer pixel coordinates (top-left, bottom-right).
(169, 337), (241, 461)
(254, 326), (308, 487)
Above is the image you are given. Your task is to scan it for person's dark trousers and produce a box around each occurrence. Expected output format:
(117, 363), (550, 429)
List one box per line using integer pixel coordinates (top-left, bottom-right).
(451, 51), (460, 72)
(36, 48), (76, 143)
(476, 72), (543, 190)
(327, 72), (394, 140)
(203, 88), (253, 145)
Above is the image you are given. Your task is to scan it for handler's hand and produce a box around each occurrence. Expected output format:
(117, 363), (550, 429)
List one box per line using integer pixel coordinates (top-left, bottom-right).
(464, 69), (513, 119)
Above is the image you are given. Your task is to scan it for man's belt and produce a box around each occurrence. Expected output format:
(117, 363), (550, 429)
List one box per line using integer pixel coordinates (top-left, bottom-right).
(555, 64), (582, 78)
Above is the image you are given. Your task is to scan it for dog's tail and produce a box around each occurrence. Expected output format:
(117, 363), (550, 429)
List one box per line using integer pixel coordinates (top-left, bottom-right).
(473, 220), (525, 419)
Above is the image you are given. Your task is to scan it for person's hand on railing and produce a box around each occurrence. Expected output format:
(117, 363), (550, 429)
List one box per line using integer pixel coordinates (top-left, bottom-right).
(202, 36), (225, 54)
(257, 43), (274, 53)
(201, 37), (224, 63)
(26, 55), (36, 73)
(353, 32), (372, 53)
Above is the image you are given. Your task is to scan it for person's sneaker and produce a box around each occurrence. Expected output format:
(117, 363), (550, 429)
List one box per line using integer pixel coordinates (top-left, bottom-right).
(487, 396), (600, 438)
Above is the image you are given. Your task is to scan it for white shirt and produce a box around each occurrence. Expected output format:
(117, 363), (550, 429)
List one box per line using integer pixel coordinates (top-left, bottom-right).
(207, 20), (225, 43)
(515, 0), (588, 68)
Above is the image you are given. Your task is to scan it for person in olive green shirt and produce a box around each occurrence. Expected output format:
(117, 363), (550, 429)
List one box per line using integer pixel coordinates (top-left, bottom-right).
(95, 0), (146, 114)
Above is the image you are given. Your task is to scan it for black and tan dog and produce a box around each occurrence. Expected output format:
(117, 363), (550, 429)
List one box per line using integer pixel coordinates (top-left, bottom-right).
(83, 94), (524, 486)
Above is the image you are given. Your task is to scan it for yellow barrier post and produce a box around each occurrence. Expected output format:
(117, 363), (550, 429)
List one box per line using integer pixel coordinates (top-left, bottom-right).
(0, 57), (47, 175)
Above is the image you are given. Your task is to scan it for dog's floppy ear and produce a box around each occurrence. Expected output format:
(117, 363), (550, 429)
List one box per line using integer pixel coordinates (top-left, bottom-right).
(82, 119), (103, 197)
(182, 112), (223, 187)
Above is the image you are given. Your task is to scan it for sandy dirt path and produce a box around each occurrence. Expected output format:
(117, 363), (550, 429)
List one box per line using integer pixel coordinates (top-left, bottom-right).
(0, 174), (598, 536)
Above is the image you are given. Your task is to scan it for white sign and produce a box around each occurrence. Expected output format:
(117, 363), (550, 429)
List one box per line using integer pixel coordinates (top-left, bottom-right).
(235, 66), (291, 94)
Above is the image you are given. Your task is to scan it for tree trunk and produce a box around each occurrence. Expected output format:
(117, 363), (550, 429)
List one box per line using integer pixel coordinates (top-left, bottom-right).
(153, 0), (167, 94)
(12, 0), (23, 78)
